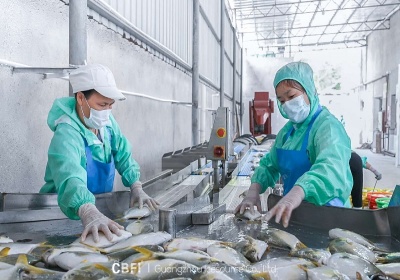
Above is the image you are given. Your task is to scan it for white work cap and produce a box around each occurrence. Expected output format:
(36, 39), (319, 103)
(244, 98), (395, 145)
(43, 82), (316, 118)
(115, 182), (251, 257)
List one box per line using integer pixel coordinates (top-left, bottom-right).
(69, 64), (126, 101)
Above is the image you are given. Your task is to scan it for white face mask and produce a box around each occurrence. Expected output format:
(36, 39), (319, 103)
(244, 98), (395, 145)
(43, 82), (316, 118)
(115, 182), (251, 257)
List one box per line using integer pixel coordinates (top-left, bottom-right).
(80, 98), (111, 129)
(282, 94), (310, 123)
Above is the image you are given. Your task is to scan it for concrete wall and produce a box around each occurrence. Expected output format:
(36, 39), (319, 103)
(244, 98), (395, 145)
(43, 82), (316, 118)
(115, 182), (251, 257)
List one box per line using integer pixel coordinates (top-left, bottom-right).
(366, 9), (400, 154)
(0, 0), (215, 193)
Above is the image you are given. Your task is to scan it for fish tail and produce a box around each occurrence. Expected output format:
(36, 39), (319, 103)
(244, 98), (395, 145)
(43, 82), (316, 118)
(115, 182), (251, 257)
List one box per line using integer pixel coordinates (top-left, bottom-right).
(131, 246), (156, 263)
(251, 272), (272, 280)
(220, 241), (235, 248)
(16, 255), (47, 274)
(355, 272), (362, 280)
(0, 247), (10, 257)
(295, 242), (307, 250)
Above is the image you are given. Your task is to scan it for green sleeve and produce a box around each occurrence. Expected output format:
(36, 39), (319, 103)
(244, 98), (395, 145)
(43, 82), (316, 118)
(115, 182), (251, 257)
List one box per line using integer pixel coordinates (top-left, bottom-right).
(44, 124), (95, 220)
(109, 116), (140, 187)
(251, 143), (280, 194)
(296, 117), (353, 205)
(361, 156), (367, 169)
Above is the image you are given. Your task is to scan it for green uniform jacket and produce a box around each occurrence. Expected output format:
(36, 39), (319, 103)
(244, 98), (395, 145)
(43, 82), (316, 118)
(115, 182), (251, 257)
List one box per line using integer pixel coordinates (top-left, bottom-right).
(251, 62), (353, 206)
(40, 97), (140, 219)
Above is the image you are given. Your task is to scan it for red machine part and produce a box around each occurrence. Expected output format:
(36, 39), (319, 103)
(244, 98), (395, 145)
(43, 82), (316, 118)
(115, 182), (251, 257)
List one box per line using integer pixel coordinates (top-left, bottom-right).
(249, 92), (274, 136)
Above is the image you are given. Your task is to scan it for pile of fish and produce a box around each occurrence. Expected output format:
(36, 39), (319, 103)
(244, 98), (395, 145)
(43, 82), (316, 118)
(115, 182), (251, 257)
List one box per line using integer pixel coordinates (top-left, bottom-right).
(2, 207), (400, 280)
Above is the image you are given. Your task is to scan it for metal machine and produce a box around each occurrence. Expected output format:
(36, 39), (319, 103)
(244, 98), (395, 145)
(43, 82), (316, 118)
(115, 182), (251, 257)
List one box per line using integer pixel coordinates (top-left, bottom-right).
(249, 91), (274, 136)
(1, 105), (400, 268)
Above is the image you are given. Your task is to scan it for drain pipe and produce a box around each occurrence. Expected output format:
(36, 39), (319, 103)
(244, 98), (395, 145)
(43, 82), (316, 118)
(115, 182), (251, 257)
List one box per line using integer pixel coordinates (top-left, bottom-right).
(192, 0), (200, 146)
(219, 0), (225, 107)
(69, 0), (87, 96)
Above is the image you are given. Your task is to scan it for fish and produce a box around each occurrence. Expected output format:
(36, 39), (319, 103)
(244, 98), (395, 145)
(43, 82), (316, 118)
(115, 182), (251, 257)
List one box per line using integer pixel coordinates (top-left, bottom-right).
(0, 234), (13, 244)
(42, 244), (99, 266)
(327, 252), (384, 280)
(0, 243), (40, 255)
(251, 257), (316, 273)
(1, 254), (64, 280)
(252, 264), (308, 280)
(328, 238), (377, 263)
(132, 246), (219, 267)
(235, 209), (262, 221)
(376, 263), (400, 280)
(122, 205), (152, 219)
(164, 238), (221, 252)
(202, 262), (251, 280)
(257, 228), (307, 251)
(0, 260), (13, 270)
(329, 228), (378, 251)
(233, 235), (268, 262)
(0, 247), (40, 266)
(78, 229), (132, 249)
(126, 220), (154, 235)
(61, 261), (122, 279)
(195, 269), (234, 280)
(289, 247), (331, 265)
(102, 231), (172, 253)
(53, 251), (111, 271)
(377, 252), (400, 264)
(207, 244), (250, 267)
(132, 258), (201, 280)
(301, 266), (351, 280)
(107, 245), (164, 261)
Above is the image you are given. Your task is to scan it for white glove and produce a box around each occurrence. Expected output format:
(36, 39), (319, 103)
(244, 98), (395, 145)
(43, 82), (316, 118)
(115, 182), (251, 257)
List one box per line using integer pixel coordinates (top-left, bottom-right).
(263, 185), (305, 228)
(370, 168), (382, 180)
(78, 203), (124, 242)
(234, 183), (262, 215)
(130, 181), (160, 211)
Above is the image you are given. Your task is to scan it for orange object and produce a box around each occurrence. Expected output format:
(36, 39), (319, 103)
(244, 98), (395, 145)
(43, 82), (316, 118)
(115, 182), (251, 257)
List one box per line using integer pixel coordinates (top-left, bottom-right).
(367, 192), (392, 209)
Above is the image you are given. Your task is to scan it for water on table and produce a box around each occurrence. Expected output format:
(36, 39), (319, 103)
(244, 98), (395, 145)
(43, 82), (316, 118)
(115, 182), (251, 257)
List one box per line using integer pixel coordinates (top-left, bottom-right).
(177, 213), (400, 261)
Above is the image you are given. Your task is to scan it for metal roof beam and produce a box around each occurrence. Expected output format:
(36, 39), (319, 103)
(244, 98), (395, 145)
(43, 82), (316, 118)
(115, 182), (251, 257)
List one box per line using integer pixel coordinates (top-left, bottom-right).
(237, 19), (385, 31)
(242, 25), (388, 42)
(235, 3), (399, 19)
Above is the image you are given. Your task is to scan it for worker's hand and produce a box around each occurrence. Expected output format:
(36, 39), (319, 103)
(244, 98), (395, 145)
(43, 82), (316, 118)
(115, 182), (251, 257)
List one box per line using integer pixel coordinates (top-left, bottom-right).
(263, 185), (304, 228)
(234, 183), (262, 215)
(370, 167), (382, 180)
(78, 203), (124, 243)
(130, 181), (160, 211)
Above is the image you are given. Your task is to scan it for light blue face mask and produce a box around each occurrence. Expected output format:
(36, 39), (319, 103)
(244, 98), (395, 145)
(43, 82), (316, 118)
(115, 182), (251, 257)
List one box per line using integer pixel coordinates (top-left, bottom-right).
(282, 94), (310, 123)
(80, 98), (111, 129)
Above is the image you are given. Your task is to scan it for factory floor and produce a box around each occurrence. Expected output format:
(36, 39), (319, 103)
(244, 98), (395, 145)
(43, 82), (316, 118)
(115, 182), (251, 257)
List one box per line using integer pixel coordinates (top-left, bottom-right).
(354, 148), (399, 191)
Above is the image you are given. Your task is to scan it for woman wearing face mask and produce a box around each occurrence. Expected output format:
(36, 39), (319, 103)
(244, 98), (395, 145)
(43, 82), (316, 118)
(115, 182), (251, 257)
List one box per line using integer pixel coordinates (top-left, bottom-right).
(40, 64), (159, 242)
(235, 62), (352, 227)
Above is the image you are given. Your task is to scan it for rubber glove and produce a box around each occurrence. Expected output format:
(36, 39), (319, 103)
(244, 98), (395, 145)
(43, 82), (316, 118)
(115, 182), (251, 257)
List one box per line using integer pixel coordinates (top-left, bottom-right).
(130, 181), (160, 211)
(370, 167), (382, 180)
(78, 203), (124, 242)
(263, 185), (305, 228)
(234, 183), (262, 215)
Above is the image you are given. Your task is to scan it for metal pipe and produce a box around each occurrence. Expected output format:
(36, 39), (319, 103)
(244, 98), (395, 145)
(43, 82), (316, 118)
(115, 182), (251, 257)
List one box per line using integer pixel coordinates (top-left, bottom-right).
(219, 0), (225, 107)
(211, 160), (219, 205)
(232, 37), (237, 138)
(192, 0), (200, 146)
(239, 47), (244, 135)
(69, 0), (87, 97)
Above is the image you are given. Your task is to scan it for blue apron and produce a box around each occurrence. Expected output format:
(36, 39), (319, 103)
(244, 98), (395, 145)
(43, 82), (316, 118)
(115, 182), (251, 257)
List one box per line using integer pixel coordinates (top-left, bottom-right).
(83, 128), (115, 194)
(277, 107), (343, 207)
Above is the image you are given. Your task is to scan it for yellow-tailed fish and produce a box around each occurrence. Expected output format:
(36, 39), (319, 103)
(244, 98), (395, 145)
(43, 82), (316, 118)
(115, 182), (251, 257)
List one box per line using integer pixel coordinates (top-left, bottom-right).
(327, 252), (384, 280)
(290, 247), (331, 265)
(328, 238), (376, 263)
(102, 231), (172, 253)
(257, 228), (307, 251)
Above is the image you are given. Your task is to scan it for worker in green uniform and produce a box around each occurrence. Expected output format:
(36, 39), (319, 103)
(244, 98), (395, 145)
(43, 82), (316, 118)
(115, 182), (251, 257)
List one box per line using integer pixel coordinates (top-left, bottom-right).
(235, 61), (353, 227)
(40, 64), (159, 242)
